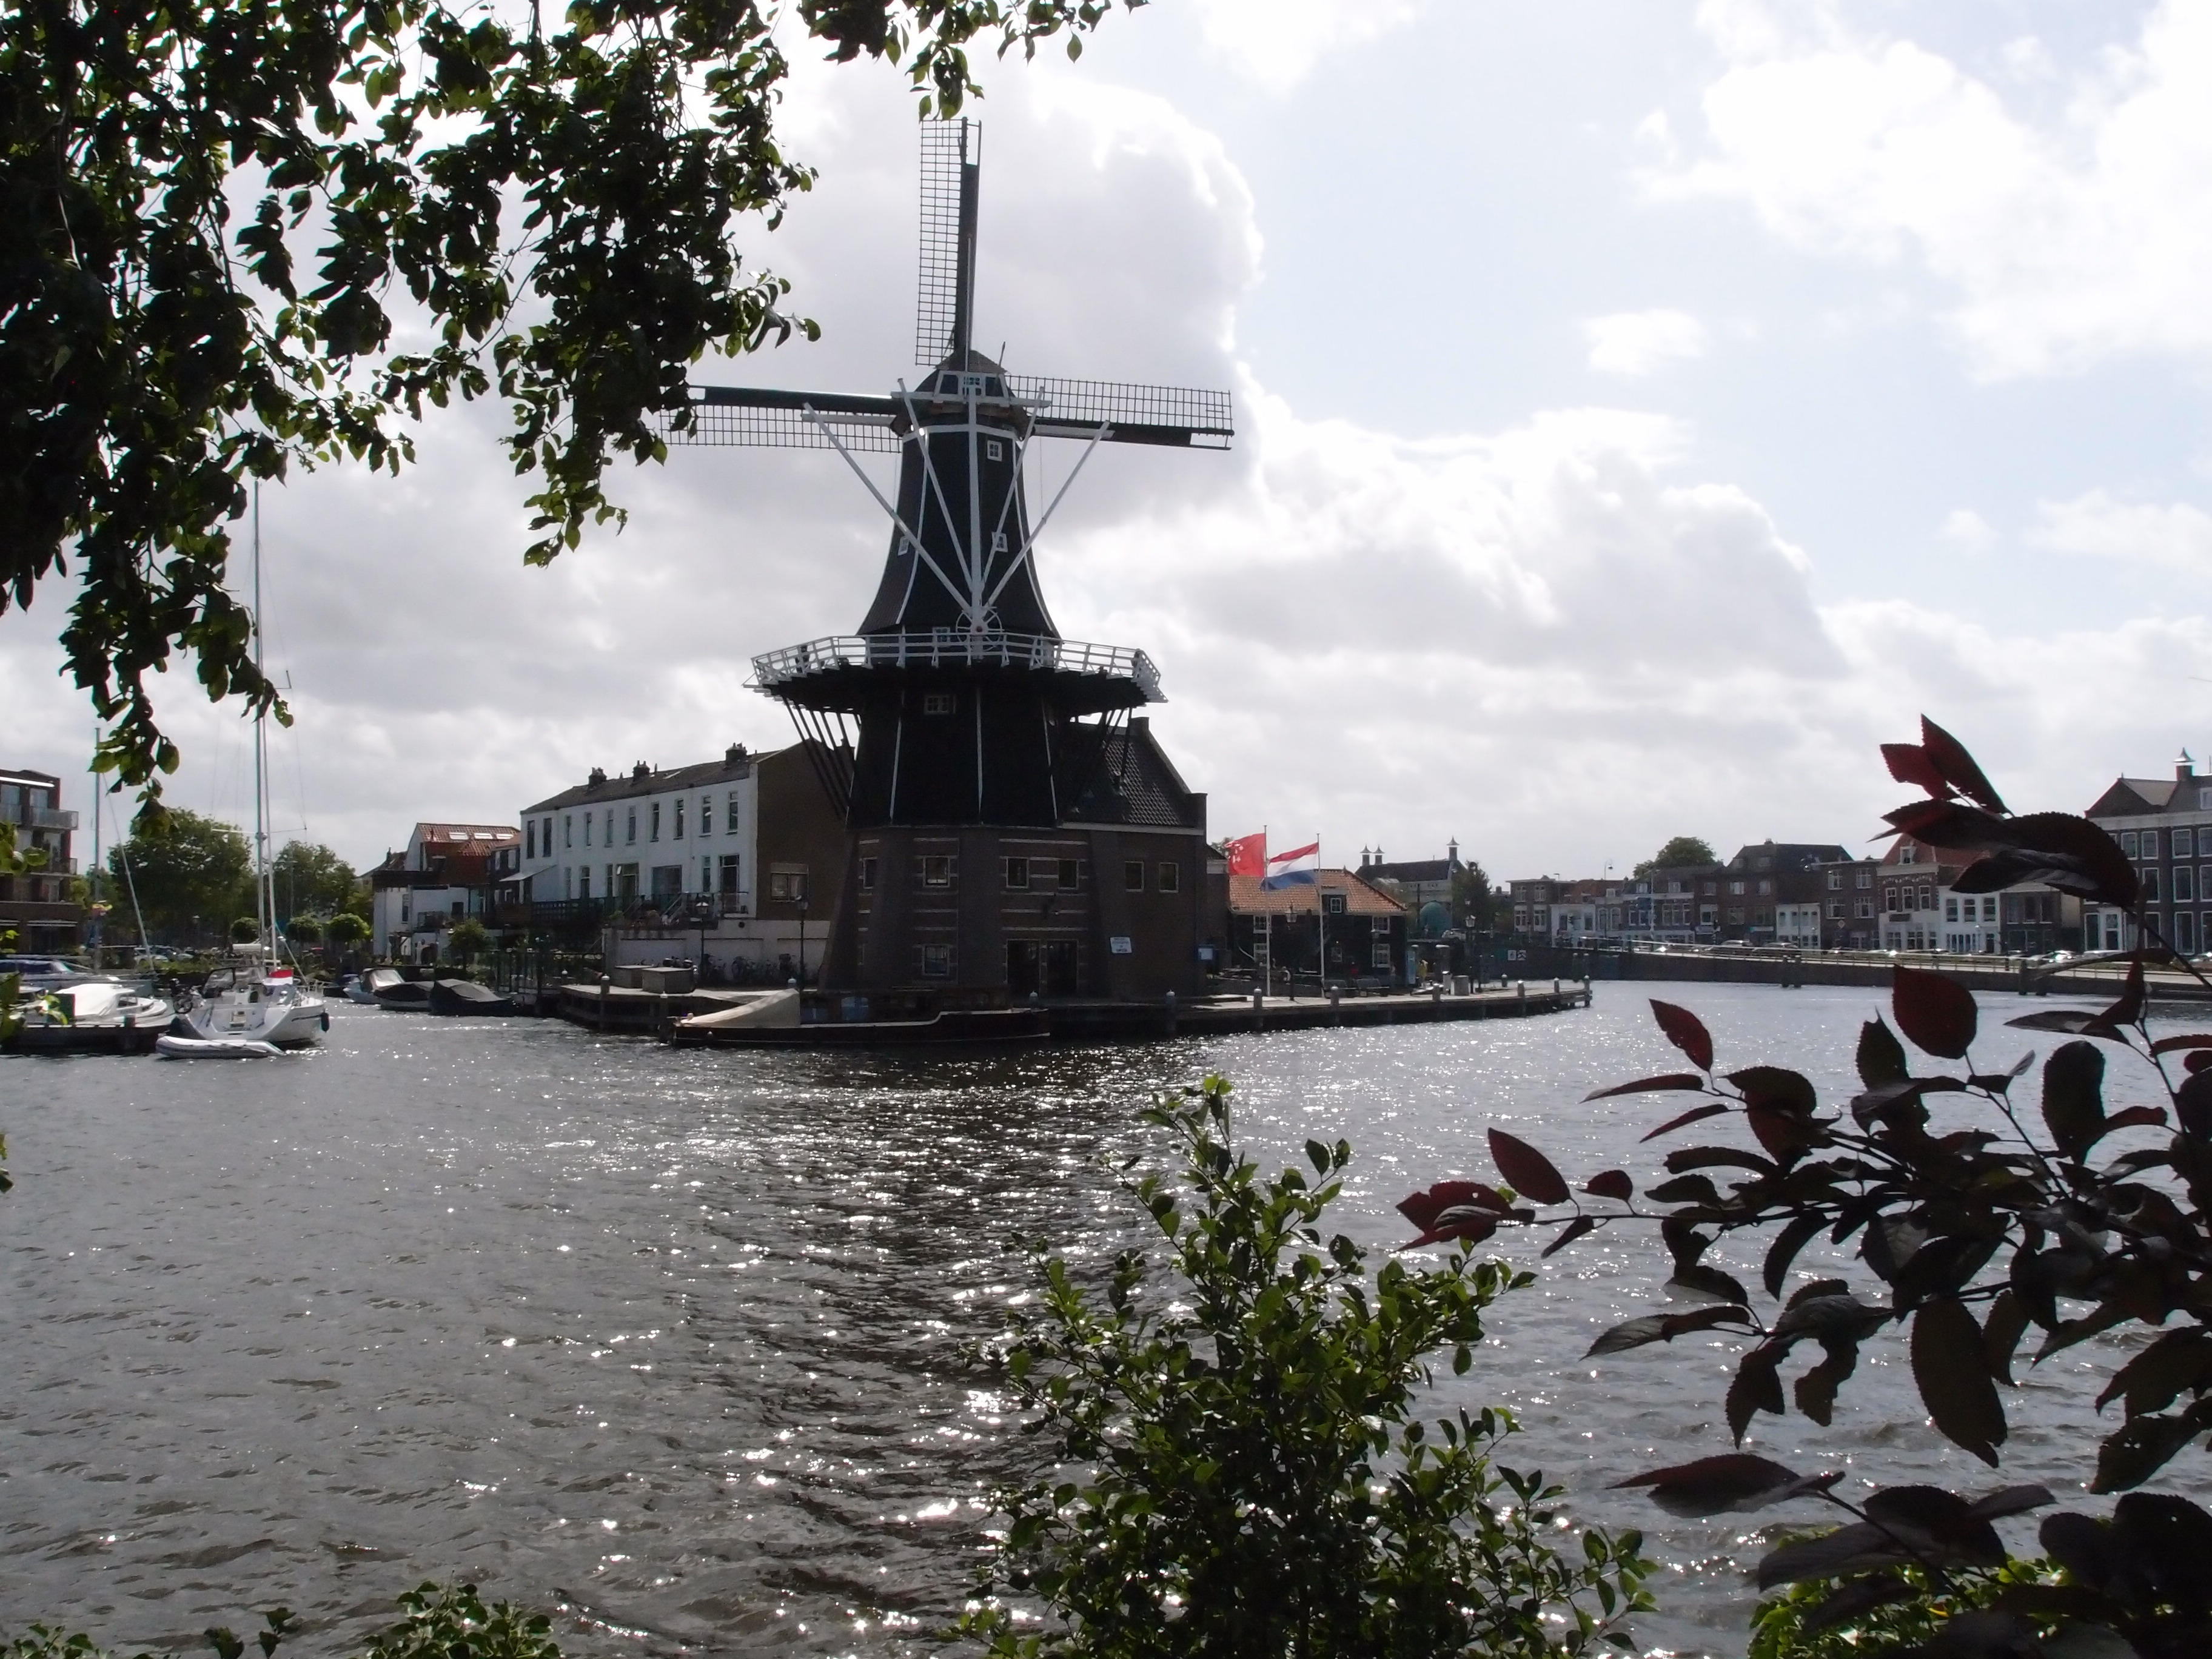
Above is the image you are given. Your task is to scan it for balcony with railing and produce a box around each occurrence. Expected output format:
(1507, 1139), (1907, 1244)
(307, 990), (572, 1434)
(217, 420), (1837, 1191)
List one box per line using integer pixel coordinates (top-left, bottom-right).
(751, 631), (1162, 703)
(1, 802), (78, 831)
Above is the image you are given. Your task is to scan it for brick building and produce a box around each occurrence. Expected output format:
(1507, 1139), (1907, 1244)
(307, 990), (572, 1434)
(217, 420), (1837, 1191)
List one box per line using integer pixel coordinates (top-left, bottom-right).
(1, 766), (84, 953)
(2085, 750), (2212, 956)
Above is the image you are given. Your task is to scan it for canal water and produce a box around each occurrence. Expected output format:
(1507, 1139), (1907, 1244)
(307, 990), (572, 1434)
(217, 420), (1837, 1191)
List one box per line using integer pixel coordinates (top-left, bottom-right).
(0, 985), (2184, 1657)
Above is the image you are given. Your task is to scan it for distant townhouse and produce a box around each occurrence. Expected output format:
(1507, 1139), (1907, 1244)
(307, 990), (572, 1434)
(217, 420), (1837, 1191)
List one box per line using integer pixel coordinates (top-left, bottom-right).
(1, 766), (82, 952)
(2085, 750), (2212, 956)
(369, 822), (521, 960)
(1228, 868), (1407, 985)
(514, 740), (845, 979)
(1507, 877), (1560, 936)
(1814, 856), (1883, 950)
(1359, 841), (1467, 935)
(1715, 842), (1849, 942)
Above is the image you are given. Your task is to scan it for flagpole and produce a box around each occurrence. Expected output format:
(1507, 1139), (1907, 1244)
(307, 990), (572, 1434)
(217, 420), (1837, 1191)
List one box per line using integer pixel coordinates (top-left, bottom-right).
(1316, 833), (1326, 993)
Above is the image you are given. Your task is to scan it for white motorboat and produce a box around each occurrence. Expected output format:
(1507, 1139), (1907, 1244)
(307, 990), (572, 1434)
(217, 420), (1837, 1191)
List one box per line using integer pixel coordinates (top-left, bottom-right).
(346, 967), (401, 1005)
(156, 1033), (284, 1060)
(4, 979), (176, 1054)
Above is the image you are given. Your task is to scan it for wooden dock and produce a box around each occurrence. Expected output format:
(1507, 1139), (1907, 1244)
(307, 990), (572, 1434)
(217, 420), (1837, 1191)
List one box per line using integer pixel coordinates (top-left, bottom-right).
(540, 980), (1594, 1045)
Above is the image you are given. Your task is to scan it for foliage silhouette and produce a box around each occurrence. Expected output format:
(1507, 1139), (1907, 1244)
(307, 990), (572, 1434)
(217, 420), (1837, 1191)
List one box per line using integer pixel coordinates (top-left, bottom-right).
(961, 1076), (1652, 1658)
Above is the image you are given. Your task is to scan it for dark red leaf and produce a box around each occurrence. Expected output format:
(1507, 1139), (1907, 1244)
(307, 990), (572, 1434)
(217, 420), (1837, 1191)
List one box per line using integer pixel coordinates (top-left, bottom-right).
(1966, 1484), (2055, 1521)
(2040, 1041), (2105, 1159)
(1650, 999), (1714, 1071)
(1641, 1103), (1731, 1141)
(1582, 1169), (1634, 1201)
(2150, 1033), (2212, 1056)
(1582, 1072), (1706, 1102)
(1541, 1215), (1598, 1257)
(1882, 799), (2011, 850)
(1672, 1264), (1752, 1305)
(1893, 965), (1978, 1059)
(1882, 740), (1954, 798)
(1857, 1017), (1910, 1088)
(1757, 1523), (1913, 1589)
(1586, 1301), (1754, 1358)
(1613, 1452), (1835, 1517)
(2005, 813), (2137, 908)
(1401, 1210), (1500, 1250)
(2101, 954), (2145, 1028)
(1395, 1180), (1490, 1233)
(1729, 1065), (1818, 1114)
(1727, 1346), (1785, 1443)
(2180, 1070), (2212, 1138)
(2005, 1008), (2125, 1039)
(1911, 1298), (2006, 1466)
(1487, 1128), (1570, 1205)
(1919, 716), (2008, 813)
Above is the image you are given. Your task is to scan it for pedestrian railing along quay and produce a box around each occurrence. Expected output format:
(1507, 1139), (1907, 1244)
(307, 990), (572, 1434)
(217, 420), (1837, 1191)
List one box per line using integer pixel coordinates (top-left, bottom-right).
(751, 631), (1162, 701)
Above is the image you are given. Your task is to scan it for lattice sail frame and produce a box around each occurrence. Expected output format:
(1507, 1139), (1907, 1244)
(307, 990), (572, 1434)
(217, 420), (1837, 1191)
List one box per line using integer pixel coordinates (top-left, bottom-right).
(916, 119), (973, 366)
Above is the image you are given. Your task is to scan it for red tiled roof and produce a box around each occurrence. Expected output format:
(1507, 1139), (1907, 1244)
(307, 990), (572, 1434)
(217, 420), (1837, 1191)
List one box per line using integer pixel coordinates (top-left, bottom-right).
(1230, 870), (1405, 917)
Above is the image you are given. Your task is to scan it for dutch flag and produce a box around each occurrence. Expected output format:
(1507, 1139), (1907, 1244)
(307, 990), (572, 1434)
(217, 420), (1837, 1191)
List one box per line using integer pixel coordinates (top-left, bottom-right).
(1261, 839), (1320, 890)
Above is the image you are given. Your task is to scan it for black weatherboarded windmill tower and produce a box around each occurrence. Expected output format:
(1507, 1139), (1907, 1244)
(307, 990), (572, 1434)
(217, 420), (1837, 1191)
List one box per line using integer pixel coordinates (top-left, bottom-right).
(675, 121), (1232, 1005)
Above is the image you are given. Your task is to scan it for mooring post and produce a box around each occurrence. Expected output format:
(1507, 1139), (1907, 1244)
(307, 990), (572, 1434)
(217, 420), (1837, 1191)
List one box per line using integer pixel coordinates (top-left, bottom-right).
(1518, 980), (1527, 1012)
(1251, 989), (1264, 1030)
(1164, 989), (1178, 1037)
(598, 972), (610, 1032)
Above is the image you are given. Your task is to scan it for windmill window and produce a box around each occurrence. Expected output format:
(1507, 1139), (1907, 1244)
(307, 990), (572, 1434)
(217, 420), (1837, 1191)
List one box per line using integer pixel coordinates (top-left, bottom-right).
(860, 857), (877, 892)
(1003, 856), (1030, 890)
(1124, 860), (1145, 892)
(919, 943), (954, 978)
(985, 438), (1004, 461)
(1158, 862), (1180, 894)
(1059, 858), (1082, 891)
(991, 531), (1007, 552)
(923, 692), (956, 716)
(919, 855), (957, 890)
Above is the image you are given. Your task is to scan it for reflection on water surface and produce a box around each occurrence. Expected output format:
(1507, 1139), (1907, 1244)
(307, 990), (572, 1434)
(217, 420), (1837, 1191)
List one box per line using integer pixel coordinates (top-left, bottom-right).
(0, 985), (2169, 1656)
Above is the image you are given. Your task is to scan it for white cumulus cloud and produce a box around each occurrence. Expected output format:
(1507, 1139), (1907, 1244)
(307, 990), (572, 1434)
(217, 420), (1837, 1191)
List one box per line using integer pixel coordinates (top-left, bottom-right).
(1191, 0), (1427, 95)
(2031, 489), (2212, 573)
(1655, 0), (2212, 378)
(1583, 309), (1709, 376)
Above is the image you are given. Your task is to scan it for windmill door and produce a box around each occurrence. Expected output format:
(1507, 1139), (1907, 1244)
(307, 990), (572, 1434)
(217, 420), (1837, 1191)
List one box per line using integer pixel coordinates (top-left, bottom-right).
(1006, 940), (1040, 996)
(1041, 940), (1078, 997)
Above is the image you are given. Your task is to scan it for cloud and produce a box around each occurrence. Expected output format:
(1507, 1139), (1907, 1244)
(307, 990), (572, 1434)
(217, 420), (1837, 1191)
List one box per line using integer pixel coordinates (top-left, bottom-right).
(1190, 0), (1427, 95)
(1583, 309), (1709, 376)
(1939, 508), (1996, 554)
(2031, 489), (2212, 573)
(1655, 0), (2212, 377)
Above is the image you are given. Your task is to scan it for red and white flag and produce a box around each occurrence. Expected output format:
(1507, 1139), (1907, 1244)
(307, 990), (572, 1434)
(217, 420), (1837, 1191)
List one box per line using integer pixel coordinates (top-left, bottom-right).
(1225, 832), (1267, 877)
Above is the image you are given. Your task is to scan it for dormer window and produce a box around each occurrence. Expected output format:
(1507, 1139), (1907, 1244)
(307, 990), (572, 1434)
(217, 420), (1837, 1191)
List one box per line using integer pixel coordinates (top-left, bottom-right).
(1900, 843), (1917, 865)
(923, 691), (956, 716)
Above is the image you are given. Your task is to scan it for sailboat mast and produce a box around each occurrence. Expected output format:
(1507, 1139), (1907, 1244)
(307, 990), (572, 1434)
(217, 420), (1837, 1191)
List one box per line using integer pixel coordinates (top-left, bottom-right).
(252, 484), (271, 959)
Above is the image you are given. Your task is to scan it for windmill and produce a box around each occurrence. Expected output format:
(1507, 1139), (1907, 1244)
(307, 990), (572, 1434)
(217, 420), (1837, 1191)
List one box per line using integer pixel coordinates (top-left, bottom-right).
(669, 119), (1233, 1002)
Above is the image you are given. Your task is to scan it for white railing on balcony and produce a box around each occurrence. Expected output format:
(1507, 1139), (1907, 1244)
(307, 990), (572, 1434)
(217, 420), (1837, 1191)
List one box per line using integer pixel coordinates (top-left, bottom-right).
(751, 631), (1163, 702)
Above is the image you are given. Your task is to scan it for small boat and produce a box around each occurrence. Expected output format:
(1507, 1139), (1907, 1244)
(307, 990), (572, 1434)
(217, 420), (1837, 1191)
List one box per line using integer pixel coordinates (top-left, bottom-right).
(373, 978), (432, 1010)
(155, 1033), (284, 1060)
(4, 979), (176, 1054)
(346, 967), (401, 1006)
(427, 978), (517, 1017)
(182, 962), (329, 1047)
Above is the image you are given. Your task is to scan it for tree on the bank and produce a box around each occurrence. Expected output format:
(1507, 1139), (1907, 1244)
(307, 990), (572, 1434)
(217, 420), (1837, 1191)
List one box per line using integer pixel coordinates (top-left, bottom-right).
(446, 917), (490, 972)
(1632, 835), (1717, 876)
(2, 0), (1150, 823)
(270, 841), (358, 920)
(107, 809), (252, 945)
(1450, 860), (1502, 930)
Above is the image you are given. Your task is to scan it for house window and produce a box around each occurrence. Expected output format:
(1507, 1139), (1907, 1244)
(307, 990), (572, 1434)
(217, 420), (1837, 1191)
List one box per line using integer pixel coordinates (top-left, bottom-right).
(1945, 897), (1959, 922)
(1826, 870), (1841, 890)
(860, 857), (877, 892)
(919, 943), (954, 978)
(1372, 939), (1393, 969)
(1059, 858), (1082, 891)
(1003, 856), (1030, 890)
(1856, 899), (1872, 919)
(2177, 866), (2197, 903)
(651, 802), (661, 842)
(923, 691), (956, 716)
(1158, 862), (1180, 894)
(2176, 911), (2199, 953)
(1729, 880), (1746, 896)
(700, 796), (712, 836)
(1901, 843), (1918, 865)
(700, 857), (713, 891)
(920, 854), (956, 889)
(2200, 788), (2212, 810)
(718, 854), (739, 897)
(2122, 831), (2140, 857)
(2144, 867), (2162, 902)
(2177, 828), (2197, 858)
(2143, 831), (2160, 860)
(564, 814), (572, 848)
(1322, 890), (1346, 916)
(1124, 860), (1145, 891)
(728, 790), (741, 830)
(769, 870), (809, 902)
(1757, 879), (1773, 896)
(1828, 900), (1843, 920)
(577, 867), (591, 899)
(673, 798), (685, 839)
(625, 808), (637, 844)
(1855, 869), (1871, 889)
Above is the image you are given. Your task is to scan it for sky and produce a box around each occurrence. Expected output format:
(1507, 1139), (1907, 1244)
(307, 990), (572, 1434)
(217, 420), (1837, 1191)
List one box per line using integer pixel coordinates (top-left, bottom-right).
(6, 0), (2212, 881)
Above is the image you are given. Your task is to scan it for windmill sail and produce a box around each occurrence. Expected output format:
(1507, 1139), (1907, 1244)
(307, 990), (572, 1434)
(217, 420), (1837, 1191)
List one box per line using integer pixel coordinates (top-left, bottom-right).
(916, 119), (977, 366)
